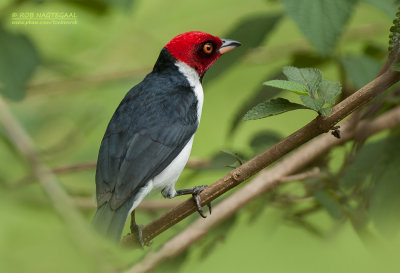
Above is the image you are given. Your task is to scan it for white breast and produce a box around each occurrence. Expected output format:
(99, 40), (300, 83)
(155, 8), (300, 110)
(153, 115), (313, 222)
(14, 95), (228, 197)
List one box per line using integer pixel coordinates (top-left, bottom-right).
(127, 137), (195, 216)
(152, 136), (194, 190)
(175, 61), (204, 122)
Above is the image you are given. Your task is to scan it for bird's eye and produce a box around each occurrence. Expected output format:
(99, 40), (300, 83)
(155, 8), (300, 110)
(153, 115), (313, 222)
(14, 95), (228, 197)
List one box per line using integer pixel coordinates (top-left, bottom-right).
(203, 43), (213, 54)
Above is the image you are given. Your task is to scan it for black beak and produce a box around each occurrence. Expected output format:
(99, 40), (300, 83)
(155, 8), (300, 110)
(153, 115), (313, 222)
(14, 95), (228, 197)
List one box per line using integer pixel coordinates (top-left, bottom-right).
(219, 39), (242, 54)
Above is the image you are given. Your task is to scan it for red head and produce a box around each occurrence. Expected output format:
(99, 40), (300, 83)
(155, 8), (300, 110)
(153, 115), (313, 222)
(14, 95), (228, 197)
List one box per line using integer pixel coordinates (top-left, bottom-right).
(165, 31), (241, 76)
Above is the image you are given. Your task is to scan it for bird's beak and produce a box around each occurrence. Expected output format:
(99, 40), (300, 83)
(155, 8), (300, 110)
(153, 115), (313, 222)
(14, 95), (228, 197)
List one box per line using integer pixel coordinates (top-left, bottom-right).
(219, 39), (242, 54)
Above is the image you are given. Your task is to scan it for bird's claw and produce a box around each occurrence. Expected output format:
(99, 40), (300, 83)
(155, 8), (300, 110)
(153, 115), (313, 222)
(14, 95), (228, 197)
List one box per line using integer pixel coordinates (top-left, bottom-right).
(130, 224), (145, 248)
(192, 185), (212, 218)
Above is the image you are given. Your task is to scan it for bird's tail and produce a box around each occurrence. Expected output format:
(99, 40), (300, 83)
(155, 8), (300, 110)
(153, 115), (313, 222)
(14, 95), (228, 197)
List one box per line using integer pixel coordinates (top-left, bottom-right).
(92, 201), (132, 243)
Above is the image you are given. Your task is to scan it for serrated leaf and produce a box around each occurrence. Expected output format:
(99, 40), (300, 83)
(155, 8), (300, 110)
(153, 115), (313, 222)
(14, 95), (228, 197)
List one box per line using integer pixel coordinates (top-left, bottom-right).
(319, 107), (332, 116)
(263, 79), (308, 95)
(280, 0), (357, 55)
(300, 95), (325, 112)
(283, 66), (322, 97)
(318, 79), (342, 104)
(388, 5), (400, 54)
(243, 98), (309, 120)
(341, 55), (381, 89)
(0, 28), (40, 100)
(361, 0), (397, 17)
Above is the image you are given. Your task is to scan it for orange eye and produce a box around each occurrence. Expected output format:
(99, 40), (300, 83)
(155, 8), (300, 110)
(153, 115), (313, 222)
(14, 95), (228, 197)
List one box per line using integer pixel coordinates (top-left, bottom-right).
(203, 43), (213, 54)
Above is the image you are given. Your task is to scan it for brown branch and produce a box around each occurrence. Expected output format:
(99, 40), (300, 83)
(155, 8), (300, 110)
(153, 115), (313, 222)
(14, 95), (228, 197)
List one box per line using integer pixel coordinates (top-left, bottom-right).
(126, 104), (400, 273)
(53, 161), (97, 174)
(122, 68), (400, 247)
(278, 167), (320, 183)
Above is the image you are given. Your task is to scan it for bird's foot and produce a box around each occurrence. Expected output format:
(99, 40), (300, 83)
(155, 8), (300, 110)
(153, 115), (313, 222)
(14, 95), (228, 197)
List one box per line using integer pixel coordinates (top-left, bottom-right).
(130, 223), (145, 249)
(175, 185), (211, 218)
(192, 185), (211, 218)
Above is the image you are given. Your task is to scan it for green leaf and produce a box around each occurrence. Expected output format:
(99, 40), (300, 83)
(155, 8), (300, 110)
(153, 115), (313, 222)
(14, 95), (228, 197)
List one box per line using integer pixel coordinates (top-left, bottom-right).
(341, 142), (383, 190)
(283, 66), (322, 97)
(198, 152), (244, 172)
(314, 190), (345, 219)
(263, 80), (308, 95)
(389, 5), (400, 54)
(370, 130), (400, 236)
(392, 62), (400, 72)
(341, 129), (400, 237)
(341, 55), (381, 89)
(319, 107), (332, 116)
(369, 161), (400, 237)
(300, 95), (325, 112)
(318, 79), (342, 105)
(360, 0), (397, 17)
(291, 51), (330, 67)
(0, 28), (40, 100)
(221, 150), (245, 166)
(280, 0), (357, 55)
(243, 98), (309, 120)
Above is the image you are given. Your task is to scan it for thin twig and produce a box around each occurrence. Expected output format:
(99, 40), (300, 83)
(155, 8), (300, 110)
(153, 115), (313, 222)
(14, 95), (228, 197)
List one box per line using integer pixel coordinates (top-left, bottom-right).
(126, 105), (400, 273)
(54, 161), (97, 174)
(278, 167), (320, 183)
(14, 157), (210, 185)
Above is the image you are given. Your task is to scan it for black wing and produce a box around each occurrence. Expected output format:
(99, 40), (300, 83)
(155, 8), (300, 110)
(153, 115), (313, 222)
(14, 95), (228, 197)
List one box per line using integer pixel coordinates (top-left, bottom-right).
(95, 73), (199, 210)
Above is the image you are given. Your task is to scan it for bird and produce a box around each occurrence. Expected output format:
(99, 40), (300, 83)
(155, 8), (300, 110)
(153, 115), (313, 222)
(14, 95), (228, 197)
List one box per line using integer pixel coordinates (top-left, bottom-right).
(92, 31), (241, 245)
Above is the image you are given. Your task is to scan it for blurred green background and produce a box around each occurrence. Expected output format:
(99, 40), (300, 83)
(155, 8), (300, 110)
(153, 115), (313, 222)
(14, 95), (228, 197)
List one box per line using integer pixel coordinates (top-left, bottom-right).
(1, 0), (400, 272)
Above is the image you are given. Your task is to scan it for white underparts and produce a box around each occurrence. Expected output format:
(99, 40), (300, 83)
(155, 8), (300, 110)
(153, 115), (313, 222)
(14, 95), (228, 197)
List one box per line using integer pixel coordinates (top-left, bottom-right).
(128, 181), (153, 216)
(127, 137), (195, 218)
(155, 136), (194, 197)
(128, 61), (204, 218)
